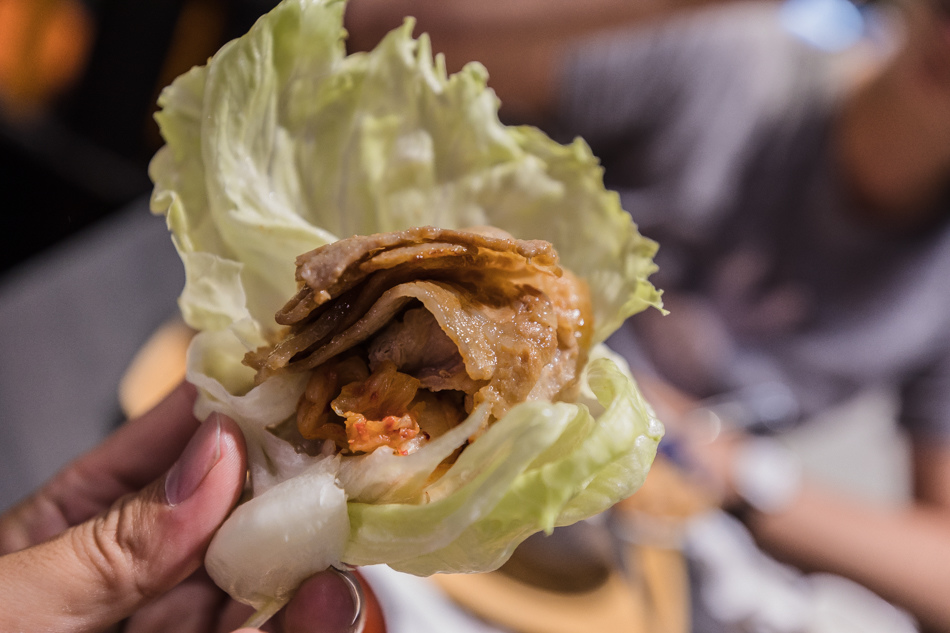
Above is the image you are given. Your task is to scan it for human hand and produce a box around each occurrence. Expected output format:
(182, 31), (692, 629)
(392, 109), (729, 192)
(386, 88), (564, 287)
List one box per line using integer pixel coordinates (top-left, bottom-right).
(0, 382), (369, 633)
(632, 371), (747, 508)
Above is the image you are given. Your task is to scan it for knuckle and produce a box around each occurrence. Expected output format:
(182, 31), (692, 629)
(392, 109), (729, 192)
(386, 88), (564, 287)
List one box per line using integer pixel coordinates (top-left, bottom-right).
(70, 492), (159, 603)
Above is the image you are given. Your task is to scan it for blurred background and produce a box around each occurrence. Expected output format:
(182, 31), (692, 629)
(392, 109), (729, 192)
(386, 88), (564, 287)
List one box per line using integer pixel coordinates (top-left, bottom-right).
(0, 0), (286, 274)
(2, 0), (945, 632)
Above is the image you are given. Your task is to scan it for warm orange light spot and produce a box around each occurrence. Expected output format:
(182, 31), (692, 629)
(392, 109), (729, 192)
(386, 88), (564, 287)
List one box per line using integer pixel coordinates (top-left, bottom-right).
(0, 0), (94, 115)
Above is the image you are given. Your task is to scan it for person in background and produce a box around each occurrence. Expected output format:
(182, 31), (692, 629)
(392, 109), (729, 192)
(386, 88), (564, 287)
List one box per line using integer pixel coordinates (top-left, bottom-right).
(346, 0), (950, 630)
(553, 2), (950, 630)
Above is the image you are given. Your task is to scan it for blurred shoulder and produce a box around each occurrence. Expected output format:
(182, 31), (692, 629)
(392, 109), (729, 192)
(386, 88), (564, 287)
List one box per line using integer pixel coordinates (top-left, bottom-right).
(557, 1), (835, 133)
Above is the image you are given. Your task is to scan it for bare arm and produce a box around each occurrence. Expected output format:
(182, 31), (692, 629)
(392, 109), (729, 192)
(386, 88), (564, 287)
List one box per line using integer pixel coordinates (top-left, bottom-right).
(748, 445), (950, 633)
(636, 373), (950, 632)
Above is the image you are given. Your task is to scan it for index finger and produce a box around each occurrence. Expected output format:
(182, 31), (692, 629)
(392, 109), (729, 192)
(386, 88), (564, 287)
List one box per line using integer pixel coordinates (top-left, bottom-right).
(64, 381), (202, 515)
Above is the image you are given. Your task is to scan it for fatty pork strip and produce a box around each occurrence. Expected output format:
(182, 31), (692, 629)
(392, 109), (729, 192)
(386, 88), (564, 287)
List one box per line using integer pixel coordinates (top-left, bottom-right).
(245, 226), (593, 457)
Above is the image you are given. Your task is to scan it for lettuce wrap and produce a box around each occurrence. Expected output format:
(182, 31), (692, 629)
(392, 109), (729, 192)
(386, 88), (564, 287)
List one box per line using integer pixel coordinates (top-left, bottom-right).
(148, 0), (664, 617)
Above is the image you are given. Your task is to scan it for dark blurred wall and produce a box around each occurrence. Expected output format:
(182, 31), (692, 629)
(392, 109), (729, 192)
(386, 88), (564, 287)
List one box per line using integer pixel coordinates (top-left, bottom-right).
(0, 0), (279, 276)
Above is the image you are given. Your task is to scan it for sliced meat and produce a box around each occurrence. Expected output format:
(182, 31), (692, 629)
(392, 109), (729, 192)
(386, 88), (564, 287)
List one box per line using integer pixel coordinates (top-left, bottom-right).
(253, 226), (592, 455)
(368, 307), (479, 393)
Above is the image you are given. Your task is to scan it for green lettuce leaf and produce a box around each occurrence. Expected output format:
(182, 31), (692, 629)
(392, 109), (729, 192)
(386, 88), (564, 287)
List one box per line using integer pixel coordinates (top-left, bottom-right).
(149, 0), (663, 613)
(346, 351), (663, 575)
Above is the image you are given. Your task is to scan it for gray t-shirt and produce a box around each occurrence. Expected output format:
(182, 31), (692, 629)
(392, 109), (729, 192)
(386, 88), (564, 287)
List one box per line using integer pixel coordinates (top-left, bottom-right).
(555, 3), (950, 437)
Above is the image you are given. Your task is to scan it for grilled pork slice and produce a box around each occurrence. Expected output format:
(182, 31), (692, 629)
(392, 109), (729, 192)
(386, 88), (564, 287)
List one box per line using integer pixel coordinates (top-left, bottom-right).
(246, 226), (593, 455)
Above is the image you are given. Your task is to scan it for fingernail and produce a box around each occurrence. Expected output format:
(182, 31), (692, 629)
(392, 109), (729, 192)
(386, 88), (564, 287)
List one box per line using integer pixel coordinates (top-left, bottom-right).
(283, 569), (362, 633)
(165, 414), (222, 506)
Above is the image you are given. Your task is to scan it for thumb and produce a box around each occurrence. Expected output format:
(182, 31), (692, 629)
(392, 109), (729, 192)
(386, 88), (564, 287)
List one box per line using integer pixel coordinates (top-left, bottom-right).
(0, 413), (246, 633)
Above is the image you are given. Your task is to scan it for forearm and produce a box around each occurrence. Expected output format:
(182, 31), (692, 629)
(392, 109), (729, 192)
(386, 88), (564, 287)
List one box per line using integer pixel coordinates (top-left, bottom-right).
(748, 484), (950, 632)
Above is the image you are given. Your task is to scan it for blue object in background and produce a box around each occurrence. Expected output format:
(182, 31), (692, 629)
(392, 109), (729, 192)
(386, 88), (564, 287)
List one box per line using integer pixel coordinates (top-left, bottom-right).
(780, 0), (866, 52)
